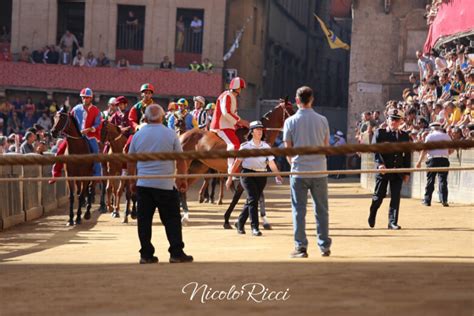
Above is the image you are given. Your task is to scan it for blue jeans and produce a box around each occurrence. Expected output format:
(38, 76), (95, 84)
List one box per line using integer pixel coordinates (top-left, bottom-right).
(290, 177), (331, 252)
(86, 138), (102, 176)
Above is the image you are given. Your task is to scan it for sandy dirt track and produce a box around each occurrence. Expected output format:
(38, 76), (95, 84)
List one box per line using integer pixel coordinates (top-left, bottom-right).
(0, 180), (473, 316)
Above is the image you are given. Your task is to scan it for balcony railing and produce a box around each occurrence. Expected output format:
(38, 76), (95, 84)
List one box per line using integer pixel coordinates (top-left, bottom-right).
(176, 27), (203, 54)
(116, 23), (144, 50)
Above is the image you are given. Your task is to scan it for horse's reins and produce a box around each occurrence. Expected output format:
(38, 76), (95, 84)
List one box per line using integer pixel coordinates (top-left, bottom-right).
(102, 121), (126, 142)
(262, 103), (292, 132)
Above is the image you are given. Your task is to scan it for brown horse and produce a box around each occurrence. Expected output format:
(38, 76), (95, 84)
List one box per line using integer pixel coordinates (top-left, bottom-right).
(100, 120), (137, 223)
(51, 108), (94, 226)
(178, 99), (295, 223)
(173, 113), (225, 219)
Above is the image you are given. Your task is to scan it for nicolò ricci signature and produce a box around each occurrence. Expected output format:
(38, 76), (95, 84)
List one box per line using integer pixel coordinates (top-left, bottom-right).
(182, 282), (290, 303)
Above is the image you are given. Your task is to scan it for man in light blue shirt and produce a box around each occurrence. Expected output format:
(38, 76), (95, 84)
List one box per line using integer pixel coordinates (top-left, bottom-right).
(283, 86), (331, 258)
(128, 104), (193, 264)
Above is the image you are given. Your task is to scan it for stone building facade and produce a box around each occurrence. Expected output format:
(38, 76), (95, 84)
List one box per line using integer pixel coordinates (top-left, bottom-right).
(225, 0), (351, 130)
(8, 0), (226, 68)
(348, 0), (429, 141)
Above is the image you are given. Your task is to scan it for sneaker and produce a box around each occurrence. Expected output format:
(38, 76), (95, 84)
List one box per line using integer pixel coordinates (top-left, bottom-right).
(442, 202), (449, 207)
(251, 228), (262, 236)
(290, 247), (308, 258)
(321, 249), (331, 257)
(139, 256), (159, 264)
(234, 222), (245, 234)
(262, 222), (272, 230)
(422, 200), (431, 206)
(169, 253), (194, 263)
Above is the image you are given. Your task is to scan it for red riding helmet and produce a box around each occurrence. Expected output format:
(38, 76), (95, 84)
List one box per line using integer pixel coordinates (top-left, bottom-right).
(114, 96), (128, 105)
(229, 77), (246, 90)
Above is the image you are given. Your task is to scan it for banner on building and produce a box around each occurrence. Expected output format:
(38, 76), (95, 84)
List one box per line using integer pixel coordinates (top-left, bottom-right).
(314, 14), (350, 50)
(423, 0), (474, 53)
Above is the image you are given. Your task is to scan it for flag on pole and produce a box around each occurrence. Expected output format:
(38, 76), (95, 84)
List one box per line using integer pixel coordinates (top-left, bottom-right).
(314, 14), (350, 50)
(223, 16), (253, 61)
(223, 28), (244, 61)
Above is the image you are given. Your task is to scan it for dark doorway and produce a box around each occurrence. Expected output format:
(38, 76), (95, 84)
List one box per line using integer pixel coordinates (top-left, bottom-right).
(116, 5), (145, 65)
(0, 0), (12, 44)
(57, 0), (85, 56)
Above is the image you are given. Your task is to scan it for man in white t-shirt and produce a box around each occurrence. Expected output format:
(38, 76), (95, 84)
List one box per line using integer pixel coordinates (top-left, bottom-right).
(415, 122), (453, 207)
(190, 16), (203, 33)
(190, 16), (203, 51)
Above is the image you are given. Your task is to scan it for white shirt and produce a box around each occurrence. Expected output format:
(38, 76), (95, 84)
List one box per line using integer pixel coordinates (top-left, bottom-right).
(240, 140), (274, 171)
(190, 19), (203, 32)
(425, 130), (451, 158)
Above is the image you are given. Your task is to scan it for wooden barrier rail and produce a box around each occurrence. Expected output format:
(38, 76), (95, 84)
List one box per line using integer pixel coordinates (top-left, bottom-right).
(0, 166), (69, 231)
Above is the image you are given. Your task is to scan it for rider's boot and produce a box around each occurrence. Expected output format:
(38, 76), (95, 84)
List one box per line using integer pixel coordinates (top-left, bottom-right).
(49, 141), (68, 184)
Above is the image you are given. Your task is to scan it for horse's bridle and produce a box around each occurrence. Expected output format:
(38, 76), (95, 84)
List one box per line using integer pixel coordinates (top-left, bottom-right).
(263, 103), (292, 131)
(102, 121), (124, 142)
(55, 112), (83, 140)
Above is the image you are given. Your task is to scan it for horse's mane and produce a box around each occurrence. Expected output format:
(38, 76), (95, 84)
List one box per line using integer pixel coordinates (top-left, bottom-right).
(59, 105), (82, 135)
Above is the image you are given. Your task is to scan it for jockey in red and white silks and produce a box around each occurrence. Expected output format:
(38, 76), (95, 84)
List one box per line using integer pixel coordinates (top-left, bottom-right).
(210, 77), (249, 173)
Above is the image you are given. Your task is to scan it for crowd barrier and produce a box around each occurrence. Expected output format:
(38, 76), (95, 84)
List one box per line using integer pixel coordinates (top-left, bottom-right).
(0, 163), (69, 231)
(360, 149), (474, 204)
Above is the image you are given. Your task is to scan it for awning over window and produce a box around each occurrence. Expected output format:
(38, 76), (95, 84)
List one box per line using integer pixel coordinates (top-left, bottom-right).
(424, 0), (474, 53)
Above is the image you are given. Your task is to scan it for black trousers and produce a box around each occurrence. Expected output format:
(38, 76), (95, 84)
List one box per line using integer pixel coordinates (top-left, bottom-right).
(224, 180), (267, 223)
(424, 157), (449, 204)
(238, 169), (267, 230)
(137, 186), (185, 259)
(369, 173), (403, 225)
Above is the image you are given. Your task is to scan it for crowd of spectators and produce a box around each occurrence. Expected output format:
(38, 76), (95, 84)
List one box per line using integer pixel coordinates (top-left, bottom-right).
(16, 44), (112, 68)
(356, 44), (474, 144)
(424, 0), (444, 25)
(0, 96), (66, 155)
(1, 33), (214, 72)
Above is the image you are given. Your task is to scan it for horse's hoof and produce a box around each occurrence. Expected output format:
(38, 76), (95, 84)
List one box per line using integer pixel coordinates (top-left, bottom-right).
(75, 218), (82, 225)
(122, 217), (128, 224)
(130, 210), (137, 220)
(98, 206), (107, 214)
(111, 211), (120, 218)
(181, 214), (189, 226)
(223, 222), (232, 229)
(84, 212), (91, 220)
(198, 197), (204, 204)
(263, 223), (272, 230)
(217, 200), (223, 205)
(66, 220), (74, 227)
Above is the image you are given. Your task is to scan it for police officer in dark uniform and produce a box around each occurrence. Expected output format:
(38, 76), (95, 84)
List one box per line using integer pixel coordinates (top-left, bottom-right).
(368, 108), (411, 230)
